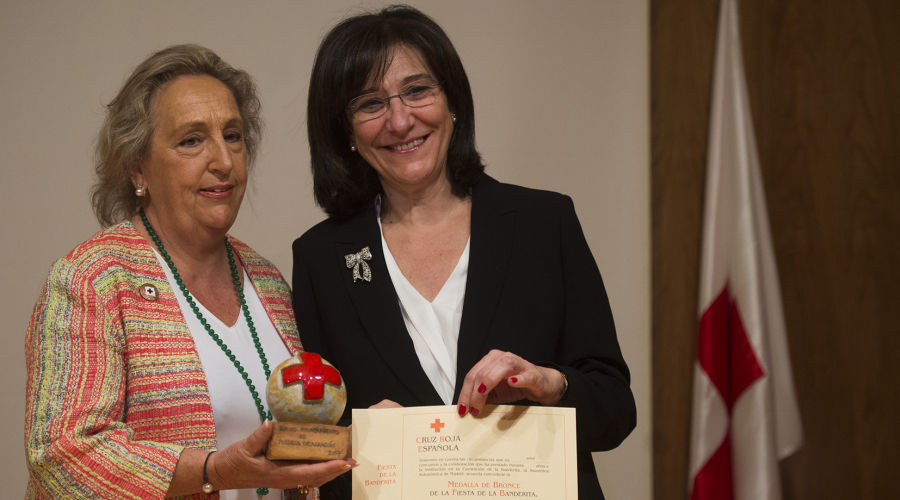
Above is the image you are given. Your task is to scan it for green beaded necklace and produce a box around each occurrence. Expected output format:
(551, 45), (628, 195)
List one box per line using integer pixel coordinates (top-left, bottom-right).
(140, 209), (271, 498)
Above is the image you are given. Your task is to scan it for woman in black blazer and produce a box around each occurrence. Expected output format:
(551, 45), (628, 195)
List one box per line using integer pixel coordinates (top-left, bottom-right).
(294, 6), (636, 499)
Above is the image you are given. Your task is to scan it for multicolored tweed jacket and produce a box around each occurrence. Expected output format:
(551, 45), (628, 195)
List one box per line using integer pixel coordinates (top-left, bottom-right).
(25, 221), (311, 500)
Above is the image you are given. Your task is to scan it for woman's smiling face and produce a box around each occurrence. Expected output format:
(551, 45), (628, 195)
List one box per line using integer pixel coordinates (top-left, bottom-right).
(349, 45), (454, 195)
(133, 74), (247, 236)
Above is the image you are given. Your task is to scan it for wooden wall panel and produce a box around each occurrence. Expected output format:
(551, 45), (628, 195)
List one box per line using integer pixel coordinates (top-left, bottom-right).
(652, 1), (900, 499)
(650, 1), (718, 498)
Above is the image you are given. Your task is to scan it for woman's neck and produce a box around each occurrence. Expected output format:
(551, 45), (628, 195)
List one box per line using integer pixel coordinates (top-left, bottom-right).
(131, 207), (243, 326)
(380, 177), (467, 226)
(130, 209), (230, 280)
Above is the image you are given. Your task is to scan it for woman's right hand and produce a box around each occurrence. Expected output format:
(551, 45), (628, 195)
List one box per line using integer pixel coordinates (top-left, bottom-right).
(369, 399), (404, 409)
(167, 420), (356, 496)
(211, 420), (356, 490)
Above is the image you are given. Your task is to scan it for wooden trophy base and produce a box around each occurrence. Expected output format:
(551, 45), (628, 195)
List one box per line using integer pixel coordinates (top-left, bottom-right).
(266, 422), (351, 461)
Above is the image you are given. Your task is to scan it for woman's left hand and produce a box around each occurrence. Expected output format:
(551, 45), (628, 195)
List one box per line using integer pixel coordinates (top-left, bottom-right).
(456, 350), (566, 417)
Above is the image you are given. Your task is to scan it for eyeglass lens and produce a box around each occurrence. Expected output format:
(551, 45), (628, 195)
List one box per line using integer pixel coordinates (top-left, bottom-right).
(349, 80), (440, 119)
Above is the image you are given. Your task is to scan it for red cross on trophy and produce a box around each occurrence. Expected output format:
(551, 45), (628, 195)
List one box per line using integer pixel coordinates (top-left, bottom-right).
(431, 418), (445, 433)
(265, 352), (350, 461)
(281, 352), (342, 400)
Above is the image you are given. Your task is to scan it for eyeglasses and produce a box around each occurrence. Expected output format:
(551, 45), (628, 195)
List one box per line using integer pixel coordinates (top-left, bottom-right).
(347, 80), (442, 121)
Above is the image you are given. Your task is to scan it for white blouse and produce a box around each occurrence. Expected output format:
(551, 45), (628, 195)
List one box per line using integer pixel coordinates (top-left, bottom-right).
(377, 209), (470, 405)
(153, 250), (291, 500)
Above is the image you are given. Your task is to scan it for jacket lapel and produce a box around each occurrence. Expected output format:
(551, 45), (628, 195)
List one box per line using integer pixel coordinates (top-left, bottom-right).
(336, 205), (444, 405)
(232, 239), (303, 356)
(454, 176), (516, 402)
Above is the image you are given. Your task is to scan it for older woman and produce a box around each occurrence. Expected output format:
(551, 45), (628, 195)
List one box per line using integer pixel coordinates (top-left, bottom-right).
(24, 44), (355, 500)
(293, 6), (636, 499)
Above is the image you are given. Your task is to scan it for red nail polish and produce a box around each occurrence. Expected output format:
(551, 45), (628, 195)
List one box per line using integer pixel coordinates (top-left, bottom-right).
(510, 377), (518, 384)
(458, 404), (467, 416)
(478, 383), (487, 394)
(470, 407), (480, 417)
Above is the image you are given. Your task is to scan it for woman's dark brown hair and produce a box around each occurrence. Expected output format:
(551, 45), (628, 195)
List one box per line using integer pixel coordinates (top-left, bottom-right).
(307, 5), (485, 220)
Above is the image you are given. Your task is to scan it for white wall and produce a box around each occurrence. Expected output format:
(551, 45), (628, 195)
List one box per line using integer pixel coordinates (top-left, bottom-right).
(0, 1), (649, 497)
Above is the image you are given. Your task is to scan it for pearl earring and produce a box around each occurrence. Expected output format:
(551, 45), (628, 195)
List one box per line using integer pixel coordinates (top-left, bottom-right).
(351, 145), (357, 152)
(452, 113), (457, 123)
(135, 185), (146, 197)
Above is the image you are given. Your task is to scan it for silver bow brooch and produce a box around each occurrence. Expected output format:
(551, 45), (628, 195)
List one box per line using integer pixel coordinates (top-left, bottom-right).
(345, 246), (373, 282)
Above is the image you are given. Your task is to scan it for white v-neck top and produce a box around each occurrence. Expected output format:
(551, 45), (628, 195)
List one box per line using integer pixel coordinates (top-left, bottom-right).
(376, 204), (470, 405)
(153, 249), (290, 500)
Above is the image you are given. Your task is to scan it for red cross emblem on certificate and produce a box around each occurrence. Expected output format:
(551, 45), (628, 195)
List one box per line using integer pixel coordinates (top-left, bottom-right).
(281, 352), (341, 400)
(430, 418), (445, 433)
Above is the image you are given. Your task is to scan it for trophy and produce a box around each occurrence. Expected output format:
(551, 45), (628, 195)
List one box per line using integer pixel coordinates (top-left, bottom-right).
(265, 352), (351, 461)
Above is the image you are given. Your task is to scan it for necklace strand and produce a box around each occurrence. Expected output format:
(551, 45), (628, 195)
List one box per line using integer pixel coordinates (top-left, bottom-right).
(139, 209), (271, 497)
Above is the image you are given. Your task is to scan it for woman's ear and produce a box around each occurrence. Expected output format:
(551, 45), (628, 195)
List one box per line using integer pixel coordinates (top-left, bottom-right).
(130, 164), (147, 191)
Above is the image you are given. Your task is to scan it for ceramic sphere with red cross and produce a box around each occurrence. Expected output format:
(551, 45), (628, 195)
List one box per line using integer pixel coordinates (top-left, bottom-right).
(266, 352), (347, 425)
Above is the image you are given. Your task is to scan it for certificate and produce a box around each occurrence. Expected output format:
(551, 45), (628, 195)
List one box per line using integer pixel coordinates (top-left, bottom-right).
(352, 405), (577, 499)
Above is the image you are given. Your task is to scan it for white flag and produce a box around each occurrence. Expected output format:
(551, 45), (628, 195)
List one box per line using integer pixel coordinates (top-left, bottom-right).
(688, 0), (804, 499)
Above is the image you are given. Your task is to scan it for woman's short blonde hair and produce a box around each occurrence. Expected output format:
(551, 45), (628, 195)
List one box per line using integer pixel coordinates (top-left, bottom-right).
(90, 44), (262, 227)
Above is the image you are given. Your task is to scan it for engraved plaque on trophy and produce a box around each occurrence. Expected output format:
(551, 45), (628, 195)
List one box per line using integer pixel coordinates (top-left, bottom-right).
(265, 352), (351, 461)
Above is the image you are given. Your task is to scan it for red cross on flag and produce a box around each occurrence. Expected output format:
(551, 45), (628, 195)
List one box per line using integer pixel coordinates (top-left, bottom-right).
(688, 0), (804, 499)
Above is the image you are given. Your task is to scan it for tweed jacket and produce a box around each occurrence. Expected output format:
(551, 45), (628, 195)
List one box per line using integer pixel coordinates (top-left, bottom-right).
(25, 221), (302, 500)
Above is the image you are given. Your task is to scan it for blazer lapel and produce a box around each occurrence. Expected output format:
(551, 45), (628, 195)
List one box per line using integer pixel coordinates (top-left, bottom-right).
(233, 240), (303, 356)
(454, 176), (516, 401)
(335, 205), (444, 405)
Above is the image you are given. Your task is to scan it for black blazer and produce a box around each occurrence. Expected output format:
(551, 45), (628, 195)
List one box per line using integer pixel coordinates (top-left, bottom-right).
(292, 175), (636, 499)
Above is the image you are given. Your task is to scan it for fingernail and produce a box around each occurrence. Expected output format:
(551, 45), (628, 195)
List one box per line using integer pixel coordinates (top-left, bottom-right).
(458, 404), (467, 416)
(264, 419), (270, 428)
(469, 407), (480, 417)
(348, 458), (358, 467)
(477, 383), (487, 394)
(510, 377), (518, 384)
